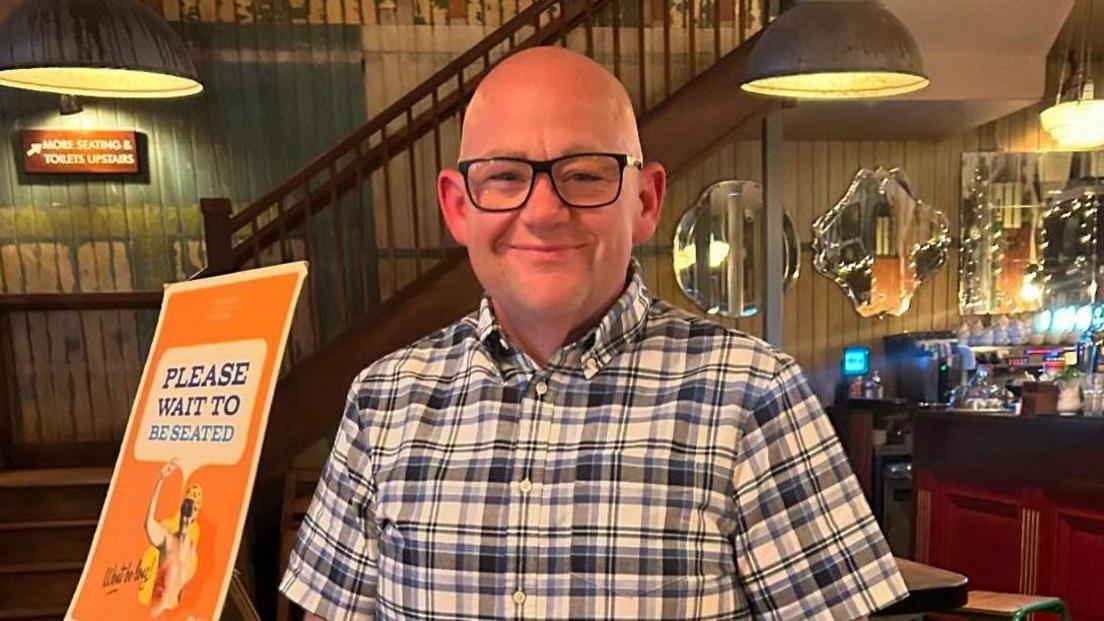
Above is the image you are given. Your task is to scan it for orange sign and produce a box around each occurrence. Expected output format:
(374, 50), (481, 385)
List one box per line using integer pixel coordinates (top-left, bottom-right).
(66, 262), (308, 621)
(22, 129), (140, 174)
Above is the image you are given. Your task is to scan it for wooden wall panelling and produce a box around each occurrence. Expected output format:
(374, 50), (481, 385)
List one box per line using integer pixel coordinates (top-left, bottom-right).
(855, 141), (875, 351)
(823, 141), (845, 393)
(781, 140), (797, 349)
(793, 141), (813, 375)
(810, 141), (829, 395)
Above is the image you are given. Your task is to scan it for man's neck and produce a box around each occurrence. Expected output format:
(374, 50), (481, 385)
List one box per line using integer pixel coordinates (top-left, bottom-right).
(493, 285), (625, 367)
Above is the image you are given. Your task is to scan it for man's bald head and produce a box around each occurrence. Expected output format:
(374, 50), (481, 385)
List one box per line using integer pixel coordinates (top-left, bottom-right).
(460, 47), (641, 160)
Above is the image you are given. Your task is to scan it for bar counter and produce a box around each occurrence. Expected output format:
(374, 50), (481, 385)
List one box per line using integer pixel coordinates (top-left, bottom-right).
(913, 410), (1104, 619)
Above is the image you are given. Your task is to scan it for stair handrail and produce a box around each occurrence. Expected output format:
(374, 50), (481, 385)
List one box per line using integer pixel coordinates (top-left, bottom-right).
(224, 0), (606, 261)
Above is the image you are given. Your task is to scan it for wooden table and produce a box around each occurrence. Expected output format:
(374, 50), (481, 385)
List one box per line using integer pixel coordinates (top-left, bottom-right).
(872, 558), (969, 616)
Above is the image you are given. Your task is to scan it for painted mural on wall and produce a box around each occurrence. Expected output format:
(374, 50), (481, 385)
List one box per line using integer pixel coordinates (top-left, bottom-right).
(0, 12), (366, 294)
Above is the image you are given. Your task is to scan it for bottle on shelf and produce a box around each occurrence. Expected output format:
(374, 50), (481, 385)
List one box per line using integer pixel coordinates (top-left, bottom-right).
(863, 370), (885, 399)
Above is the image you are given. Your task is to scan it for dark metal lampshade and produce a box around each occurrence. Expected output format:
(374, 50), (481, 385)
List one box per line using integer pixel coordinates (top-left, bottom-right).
(741, 0), (928, 100)
(0, 0), (202, 98)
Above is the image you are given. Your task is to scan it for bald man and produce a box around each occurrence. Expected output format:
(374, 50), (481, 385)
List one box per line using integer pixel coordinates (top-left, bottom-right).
(281, 47), (906, 620)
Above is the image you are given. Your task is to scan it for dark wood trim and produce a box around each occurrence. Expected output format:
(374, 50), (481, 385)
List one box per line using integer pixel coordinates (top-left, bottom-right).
(6, 441), (119, 469)
(0, 291), (163, 312)
(914, 411), (1104, 504)
(201, 197), (234, 276)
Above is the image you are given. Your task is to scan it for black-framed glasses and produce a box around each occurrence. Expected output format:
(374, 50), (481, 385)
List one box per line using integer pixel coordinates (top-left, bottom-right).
(457, 152), (643, 212)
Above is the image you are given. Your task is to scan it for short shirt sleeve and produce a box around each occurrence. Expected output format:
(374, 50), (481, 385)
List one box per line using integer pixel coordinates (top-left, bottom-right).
(280, 376), (378, 620)
(730, 354), (907, 619)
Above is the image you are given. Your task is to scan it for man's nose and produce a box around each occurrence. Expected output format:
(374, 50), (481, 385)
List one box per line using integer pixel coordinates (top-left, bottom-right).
(519, 173), (570, 225)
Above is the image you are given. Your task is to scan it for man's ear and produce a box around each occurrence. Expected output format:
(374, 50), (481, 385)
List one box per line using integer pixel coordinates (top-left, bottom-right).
(438, 169), (470, 246)
(632, 161), (667, 245)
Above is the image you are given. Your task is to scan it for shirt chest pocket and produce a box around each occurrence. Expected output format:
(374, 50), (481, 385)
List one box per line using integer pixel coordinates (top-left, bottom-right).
(564, 454), (735, 597)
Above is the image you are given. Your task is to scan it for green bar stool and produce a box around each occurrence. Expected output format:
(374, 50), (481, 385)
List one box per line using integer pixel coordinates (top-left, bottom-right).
(956, 590), (1070, 621)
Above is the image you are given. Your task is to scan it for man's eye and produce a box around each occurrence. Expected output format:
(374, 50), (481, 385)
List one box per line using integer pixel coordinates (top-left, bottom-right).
(565, 172), (602, 182)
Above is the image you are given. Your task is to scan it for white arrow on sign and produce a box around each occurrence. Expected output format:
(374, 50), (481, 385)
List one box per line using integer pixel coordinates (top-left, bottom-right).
(26, 143), (42, 157)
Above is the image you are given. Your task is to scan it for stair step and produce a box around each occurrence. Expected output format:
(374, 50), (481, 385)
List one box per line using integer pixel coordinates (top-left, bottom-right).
(0, 562), (82, 609)
(0, 520), (97, 565)
(0, 468), (111, 488)
(0, 606), (68, 620)
(0, 470), (109, 523)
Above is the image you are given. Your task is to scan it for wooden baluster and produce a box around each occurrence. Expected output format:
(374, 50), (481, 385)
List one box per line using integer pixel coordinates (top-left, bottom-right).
(328, 161), (351, 326)
(432, 89), (447, 253)
(200, 198), (234, 276)
(713, 0), (720, 62)
(353, 138), (375, 310)
(274, 197), (292, 264)
(250, 216), (262, 270)
(739, 0), (746, 43)
(638, 0), (646, 111)
(456, 71), (467, 125)
(663, 0), (671, 97)
(688, 0), (695, 77)
(584, 0), (594, 57)
(406, 108), (423, 278)
(612, 0), (622, 80)
(381, 124), (399, 295)
(558, 0), (568, 46)
(299, 185), (323, 349)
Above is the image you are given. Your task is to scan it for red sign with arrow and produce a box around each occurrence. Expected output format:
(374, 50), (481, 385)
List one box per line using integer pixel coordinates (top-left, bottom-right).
(22, 129), (140, 174)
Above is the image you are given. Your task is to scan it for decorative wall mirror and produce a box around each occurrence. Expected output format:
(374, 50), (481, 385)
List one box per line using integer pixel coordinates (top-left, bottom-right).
(673, 180), (799, 317)
(812, 167), (950, 318)
(960, 151), (1104, 314)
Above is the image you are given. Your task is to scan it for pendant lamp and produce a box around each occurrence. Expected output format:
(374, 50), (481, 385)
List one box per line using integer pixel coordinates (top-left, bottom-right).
(1040, 0), (1104, 150)
(0, 0), (202, 99)
(741, 0), (928, 100)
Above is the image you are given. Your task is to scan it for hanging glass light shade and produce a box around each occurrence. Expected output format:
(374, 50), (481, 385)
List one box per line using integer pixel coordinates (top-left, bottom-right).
(1041, 0), (1104, 150)
(0, 0), (202, 99)
(741, 0), (928, 100)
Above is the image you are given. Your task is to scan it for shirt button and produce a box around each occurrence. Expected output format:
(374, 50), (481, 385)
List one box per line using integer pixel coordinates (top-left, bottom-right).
(518, 478), (533, 493)
(534, 381), (548, 396)
(583, 357), (598, 378)
(513, 590), (527, 605)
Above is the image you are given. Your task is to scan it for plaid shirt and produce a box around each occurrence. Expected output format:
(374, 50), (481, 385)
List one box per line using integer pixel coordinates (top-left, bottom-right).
(281, 263), (906, 620)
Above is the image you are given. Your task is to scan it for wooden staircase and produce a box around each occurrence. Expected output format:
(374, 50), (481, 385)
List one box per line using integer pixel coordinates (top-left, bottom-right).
(0, 468), (110, 620)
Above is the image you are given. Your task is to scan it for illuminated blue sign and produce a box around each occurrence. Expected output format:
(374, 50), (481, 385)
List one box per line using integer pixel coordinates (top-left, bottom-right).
(842, 346), (870, 376)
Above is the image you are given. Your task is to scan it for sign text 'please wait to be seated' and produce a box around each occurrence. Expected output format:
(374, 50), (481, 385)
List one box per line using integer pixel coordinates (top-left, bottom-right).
(21, 129), (141, 174)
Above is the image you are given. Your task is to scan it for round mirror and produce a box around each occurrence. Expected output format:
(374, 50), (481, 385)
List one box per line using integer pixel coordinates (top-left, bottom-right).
(673, 180), (800, 317)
